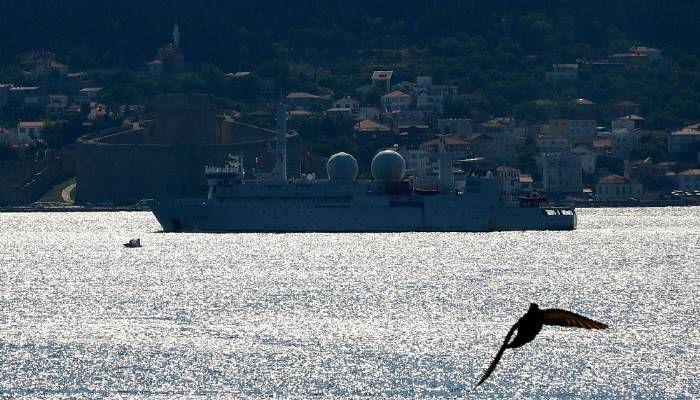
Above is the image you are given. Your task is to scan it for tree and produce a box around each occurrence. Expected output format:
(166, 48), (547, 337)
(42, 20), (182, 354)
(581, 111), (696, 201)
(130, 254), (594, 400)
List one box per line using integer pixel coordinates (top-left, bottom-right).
(0, 142), (18, 163)
(41, 116), (89, 149)
(199, 63), (226, 95)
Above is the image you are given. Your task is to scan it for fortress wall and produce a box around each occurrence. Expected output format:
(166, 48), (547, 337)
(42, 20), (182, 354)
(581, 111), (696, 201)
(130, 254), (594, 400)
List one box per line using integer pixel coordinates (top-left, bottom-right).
(97, 128), (149, 144)
(220, 119), (276, 144)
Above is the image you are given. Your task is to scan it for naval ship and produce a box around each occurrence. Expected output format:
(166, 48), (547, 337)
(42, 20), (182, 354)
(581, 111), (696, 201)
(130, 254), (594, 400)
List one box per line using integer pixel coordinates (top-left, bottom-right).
(149, 101), (576, 232)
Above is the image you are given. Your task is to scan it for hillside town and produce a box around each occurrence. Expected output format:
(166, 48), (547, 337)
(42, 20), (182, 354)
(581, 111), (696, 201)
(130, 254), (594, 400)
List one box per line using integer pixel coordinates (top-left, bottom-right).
(1, 25), (700, 207)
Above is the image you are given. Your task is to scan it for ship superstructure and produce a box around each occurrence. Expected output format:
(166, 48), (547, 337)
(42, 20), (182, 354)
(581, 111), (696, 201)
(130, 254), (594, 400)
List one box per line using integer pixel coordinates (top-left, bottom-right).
(149, 100), (576, 232)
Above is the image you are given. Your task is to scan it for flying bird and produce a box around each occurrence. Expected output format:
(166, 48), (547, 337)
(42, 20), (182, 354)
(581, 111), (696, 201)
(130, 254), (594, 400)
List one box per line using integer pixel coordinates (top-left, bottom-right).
(477, 303), (608, 386)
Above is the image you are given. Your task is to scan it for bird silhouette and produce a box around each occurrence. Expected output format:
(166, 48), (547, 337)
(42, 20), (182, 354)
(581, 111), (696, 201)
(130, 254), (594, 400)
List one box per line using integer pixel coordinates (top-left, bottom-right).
(477, 303), (608, 386)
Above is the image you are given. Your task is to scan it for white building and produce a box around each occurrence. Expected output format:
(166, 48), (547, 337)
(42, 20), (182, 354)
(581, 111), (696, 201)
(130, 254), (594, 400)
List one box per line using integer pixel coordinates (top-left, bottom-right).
(415, 88), (444, 111)
(542, 152), (582, 197)
(332, 96), (360, 115)
(537, 135), (570, 154)
(438, 118), (473, 135)
(17, 121), (45, 141)
(612, 114), (644, 131)
(479, 118), (526, 161)
(496, 166), (521, 195)
(630, 46), (663, 61)
(372, 70), (393, 92)
(79, 87), (103, 101)
(398, 147), (430, 177)
(548, 119), (596, 144)
(611, 129), (640, 159)
(9, 86), (46, 106)
(668, 123), (700, 154)
(546, 64), (578, 81)
(596, 175), (643, 200)
(571, 145), (597, 174)
(675, 169), (700, 191)
(519, 174), (534, 194)
(381, 90), (411, 111)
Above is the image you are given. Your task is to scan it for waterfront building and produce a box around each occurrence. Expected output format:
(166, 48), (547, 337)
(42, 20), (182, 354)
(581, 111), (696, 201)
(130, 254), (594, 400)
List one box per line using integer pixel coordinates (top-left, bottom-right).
(596, 174), (643, 200)
(668, 123), (700, 154)
(611, 129), (640, 159)
(542, 152), (582, 198)
(479, 118), (526, 160)
(674, 169), (700, 191)
(571, 145), (597, 174)
(496, 166), (522, 195)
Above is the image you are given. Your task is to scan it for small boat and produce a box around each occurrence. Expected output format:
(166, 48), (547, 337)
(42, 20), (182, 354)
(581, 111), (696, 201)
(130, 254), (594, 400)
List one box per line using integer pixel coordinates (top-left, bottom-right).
(123, 238), (142, 248)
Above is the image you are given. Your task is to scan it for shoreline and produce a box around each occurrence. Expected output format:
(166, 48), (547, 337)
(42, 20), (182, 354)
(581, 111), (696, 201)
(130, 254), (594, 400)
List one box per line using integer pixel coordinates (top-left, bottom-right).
(0, 205), (150, 213)
(572, 199), (700, 208)
(1, 200), (698, 213)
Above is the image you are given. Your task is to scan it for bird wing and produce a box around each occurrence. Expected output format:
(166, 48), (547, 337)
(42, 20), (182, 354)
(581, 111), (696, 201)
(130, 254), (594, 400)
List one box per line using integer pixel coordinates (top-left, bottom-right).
(541, 309), (609, 329)
(476, 322), (519, 386)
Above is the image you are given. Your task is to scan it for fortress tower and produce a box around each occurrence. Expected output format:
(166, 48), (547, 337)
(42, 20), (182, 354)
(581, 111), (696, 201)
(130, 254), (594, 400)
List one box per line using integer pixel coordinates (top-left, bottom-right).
(151, 94), (218, 145)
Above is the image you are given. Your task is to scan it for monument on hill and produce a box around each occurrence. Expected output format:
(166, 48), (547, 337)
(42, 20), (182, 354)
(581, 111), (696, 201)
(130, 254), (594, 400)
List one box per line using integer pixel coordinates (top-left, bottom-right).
(146, 25), (185, 74)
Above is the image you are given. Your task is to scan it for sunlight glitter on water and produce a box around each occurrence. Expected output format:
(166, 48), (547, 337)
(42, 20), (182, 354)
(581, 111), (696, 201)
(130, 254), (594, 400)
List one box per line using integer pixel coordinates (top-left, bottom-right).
(0, 208), (698, 398)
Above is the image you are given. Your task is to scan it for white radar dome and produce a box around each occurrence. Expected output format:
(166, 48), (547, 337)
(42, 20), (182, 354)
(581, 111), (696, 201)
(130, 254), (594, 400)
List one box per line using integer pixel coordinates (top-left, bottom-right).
(371, 150), (406, 182)
(326, 152), (359, 181)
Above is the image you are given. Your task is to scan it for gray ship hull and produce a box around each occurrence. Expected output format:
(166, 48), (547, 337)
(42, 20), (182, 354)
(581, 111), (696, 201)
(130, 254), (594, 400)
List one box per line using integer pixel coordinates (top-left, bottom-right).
(149, 196), (576, 232)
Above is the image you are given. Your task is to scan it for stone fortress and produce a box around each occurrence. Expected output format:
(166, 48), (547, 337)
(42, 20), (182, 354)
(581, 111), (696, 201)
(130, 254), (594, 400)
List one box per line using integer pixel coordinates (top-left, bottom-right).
(76, 94), (309, 205)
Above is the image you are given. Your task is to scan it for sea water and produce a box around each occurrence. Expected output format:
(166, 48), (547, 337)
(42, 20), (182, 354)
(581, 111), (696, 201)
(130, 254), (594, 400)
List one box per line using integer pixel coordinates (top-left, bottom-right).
(0, 208), (698, 398)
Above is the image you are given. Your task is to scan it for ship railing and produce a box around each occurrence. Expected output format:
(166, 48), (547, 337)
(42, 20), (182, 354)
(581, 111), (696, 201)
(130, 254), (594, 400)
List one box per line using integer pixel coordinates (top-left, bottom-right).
(205, 166), (240, 174)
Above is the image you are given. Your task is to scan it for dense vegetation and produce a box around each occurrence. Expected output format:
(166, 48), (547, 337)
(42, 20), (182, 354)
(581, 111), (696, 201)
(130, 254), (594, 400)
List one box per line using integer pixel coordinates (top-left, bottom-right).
(2, 1), (700, 158)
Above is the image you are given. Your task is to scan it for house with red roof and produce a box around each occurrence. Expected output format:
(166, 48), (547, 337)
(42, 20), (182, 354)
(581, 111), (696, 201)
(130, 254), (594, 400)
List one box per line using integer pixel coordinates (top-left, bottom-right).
(596, 174), (643, 200)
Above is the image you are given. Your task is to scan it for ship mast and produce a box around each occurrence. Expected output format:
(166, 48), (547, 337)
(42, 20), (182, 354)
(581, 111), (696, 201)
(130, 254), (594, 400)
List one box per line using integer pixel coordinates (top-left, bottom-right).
(272, 95), (288, 182)
(435, 135), (466, 193)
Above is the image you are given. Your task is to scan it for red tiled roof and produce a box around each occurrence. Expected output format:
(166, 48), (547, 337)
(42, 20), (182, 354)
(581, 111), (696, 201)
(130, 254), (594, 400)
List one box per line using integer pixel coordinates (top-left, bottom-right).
(286, 92), (321, 99)
(355, 119), (390, 132)
(598, 174), (629, 184)
(670, 124), (700, 136)
(382, 90), (410, 98)
(18, 121), (45, 128)
(593, 138), (612, 147)
(678, 169), (700, 176)
(421, 136), (470, 146)
(519, 174), (533, 183)
(615, 114), (644, 121)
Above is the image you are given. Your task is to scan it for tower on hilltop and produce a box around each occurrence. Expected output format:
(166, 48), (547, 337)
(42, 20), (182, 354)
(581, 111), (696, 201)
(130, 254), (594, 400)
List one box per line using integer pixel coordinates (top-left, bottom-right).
(146, 24), (185, 74)
(173, 24), (180, 48)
